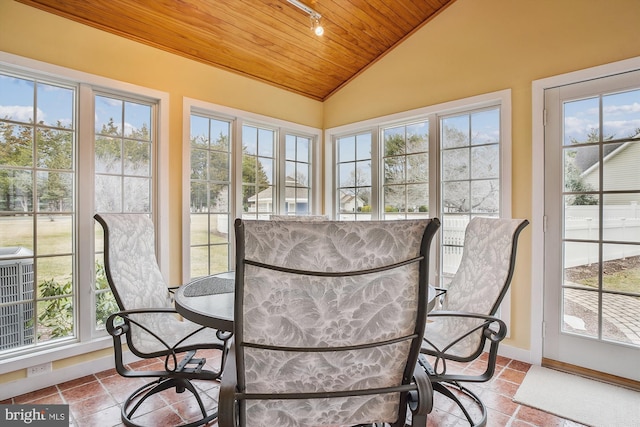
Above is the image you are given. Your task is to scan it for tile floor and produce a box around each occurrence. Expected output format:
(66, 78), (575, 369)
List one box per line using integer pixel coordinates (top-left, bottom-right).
(1, 351), (587, 427)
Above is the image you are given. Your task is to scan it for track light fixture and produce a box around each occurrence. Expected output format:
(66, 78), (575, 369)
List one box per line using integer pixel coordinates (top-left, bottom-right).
(286, 0), (324, 36)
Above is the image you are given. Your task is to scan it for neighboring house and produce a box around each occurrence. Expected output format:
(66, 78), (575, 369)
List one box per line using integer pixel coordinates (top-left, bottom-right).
(339, 192), (366, 213)
(580, 134), (640, 206)
(247, 177), (309, 214)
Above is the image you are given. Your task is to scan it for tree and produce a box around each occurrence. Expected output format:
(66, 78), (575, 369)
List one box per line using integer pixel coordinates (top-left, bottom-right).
(241, 147), (270, 211)
(0, 120), (33, 211)
(565, 128), (611, 206)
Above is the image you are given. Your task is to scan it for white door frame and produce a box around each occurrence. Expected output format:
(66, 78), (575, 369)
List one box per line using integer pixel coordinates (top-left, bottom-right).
(531, 56), (640, 365)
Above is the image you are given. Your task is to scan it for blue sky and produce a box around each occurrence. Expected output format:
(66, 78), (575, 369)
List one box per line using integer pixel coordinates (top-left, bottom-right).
(564, 89), (640, 144)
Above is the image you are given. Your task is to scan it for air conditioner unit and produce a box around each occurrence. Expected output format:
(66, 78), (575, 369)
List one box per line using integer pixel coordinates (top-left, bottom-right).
(0, 246), (35, 350)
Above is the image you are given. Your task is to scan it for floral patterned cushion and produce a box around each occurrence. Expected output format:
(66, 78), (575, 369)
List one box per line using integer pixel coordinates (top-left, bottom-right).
(423, 217), (526, 359)
(237, 219), (435, 426)
(98, 213), (219, 354)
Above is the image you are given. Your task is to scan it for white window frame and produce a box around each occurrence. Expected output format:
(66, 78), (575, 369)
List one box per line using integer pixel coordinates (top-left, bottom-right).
(325, 89), (512, 318)
(182, 98), (322, 283)
(0, 52), (169, 375)
(531, 56), (640, 365)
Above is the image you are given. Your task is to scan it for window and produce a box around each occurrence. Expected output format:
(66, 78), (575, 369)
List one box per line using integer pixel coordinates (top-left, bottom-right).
(188, 115), (232, 278)
(94, 95), (155, 329)
(327, 91), (511, 286)
(440, 108), (501, 282)
(0, 73), (76, 351)
(284, 134), (312, 215)
(184, 100), (321, 281)
(336, 132), (373, 220)
(382, 121), (429, 219)
(0, 55), (167, 366)
(242, 124), (276, 218)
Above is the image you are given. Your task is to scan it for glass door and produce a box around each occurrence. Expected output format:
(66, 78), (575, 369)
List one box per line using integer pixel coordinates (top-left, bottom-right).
(543, 70), (640, 381)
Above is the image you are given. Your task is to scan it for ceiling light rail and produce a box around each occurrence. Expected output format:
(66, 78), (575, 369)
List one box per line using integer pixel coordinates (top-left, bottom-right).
(286, 0), (324, 36)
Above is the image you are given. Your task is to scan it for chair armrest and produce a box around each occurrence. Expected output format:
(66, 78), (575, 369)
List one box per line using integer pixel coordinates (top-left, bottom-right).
(409, 364), (433, 416)
(218, 338), (238, 427)
(427, 310), (508, 343)
(423, 311), (508, 382)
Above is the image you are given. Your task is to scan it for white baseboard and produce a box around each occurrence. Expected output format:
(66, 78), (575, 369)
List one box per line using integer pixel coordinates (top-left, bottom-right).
(498, 343), (538, 366)
(1, 351), (139, 401)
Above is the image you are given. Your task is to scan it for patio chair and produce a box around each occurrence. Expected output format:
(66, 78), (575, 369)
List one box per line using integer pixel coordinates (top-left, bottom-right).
(95, 213), (231, 427)
(418, 217), (529, 427)
(219, 218), (441, 427)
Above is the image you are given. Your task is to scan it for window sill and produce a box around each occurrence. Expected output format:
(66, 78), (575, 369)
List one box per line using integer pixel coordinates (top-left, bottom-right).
(0, 337), (112, 375)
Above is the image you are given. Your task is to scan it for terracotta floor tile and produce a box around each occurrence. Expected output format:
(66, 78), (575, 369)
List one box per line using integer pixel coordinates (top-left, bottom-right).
(75, 404), (122, 427)
(58, 375), (96, 391)
(498, 367), (527, 385)
(130, 405), (184, 426)
(515, 404), (566, 427)
(479, 388), (519, 416)
(5, 352), (594, 427)
(68, 393), (118, 420)
(60, 380), (108, 403)
(507, 359), (532, 373)
(13, 385), (59, 404)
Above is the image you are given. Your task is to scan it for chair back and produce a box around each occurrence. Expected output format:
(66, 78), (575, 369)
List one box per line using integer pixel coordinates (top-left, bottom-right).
(443, 217), (528, 315)
(233, 218), (440, 426)
(95, 213), (171, 311)
(428, 217), (528, 359)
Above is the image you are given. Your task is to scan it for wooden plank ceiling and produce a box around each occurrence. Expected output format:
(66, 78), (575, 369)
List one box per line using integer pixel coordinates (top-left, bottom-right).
(16, 0), (455, 101)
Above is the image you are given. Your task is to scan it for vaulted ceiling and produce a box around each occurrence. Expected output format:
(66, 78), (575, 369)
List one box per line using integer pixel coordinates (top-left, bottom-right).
(16, 0), (455, 101)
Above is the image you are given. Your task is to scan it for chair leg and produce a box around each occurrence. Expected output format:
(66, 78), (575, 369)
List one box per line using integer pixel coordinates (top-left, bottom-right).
(121, 378), (218, 427)
(432, 381), (487, 427)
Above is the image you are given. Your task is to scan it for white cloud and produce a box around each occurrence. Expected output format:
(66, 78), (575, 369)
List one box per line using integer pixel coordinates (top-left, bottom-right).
(0, 105), (38, 123)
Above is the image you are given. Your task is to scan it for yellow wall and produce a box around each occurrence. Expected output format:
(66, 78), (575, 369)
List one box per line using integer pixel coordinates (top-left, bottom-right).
(325, 0), (640, 350)
(2, 0), (640, 388)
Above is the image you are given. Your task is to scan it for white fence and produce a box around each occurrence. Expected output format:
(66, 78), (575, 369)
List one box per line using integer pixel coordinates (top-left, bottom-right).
(565, 204), (640, 267)
(441, 217), (467, 276)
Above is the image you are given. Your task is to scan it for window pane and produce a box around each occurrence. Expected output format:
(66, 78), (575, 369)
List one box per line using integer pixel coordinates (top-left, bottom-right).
(563, 97), (599, 145)
(442, 148), (469, 181)
(602, 89), (640, 141)
(95, 175), (122, 212)
(384, 156), (405, 184)
(0, 124), (33, 167)
(406, 122), (428, 153)
(441, 115), (469, 149)
(95, 137), (122, 174)
(95, 96), (123, 136)
(471, 179), (499, 213)
(191, 115), (209, 148)
(123, 177), (150, 212)
(356, 134), (371, 160)
(471, 145), (499, 179)
(407, 153), (428, 183)
(602, 195), (640, 243)
(124, 140), (151, 176)
(471, 108), (499, 145)
(602, 243), (640, 293)
(37, 214), (72, 255)
(36, 129), (73, 170)
(563, 145), (600, 194)
(602, 141), (640, 191)
(0, 169), (33, 212)
(36, 171), (73, 212)
(443, 181), (469, 213)
(338, 136), (355, 162)
(37, 82), (73, 129)
(0, 75), (34, 122)
(124, 101), (151, 139)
